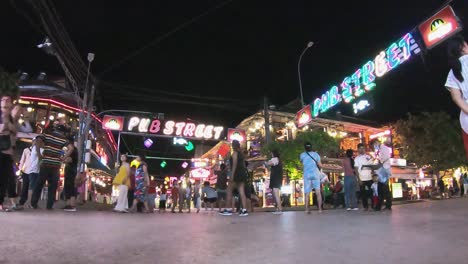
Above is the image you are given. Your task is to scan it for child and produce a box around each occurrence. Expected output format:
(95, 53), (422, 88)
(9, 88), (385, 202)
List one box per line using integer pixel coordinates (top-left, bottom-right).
(202, 181), (218, 211)
(371, 174), (380, 210)
(159, 186), (167, 212)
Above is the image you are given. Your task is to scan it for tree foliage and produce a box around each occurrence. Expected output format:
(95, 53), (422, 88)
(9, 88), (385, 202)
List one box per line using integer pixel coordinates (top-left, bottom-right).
(393, 112), (465, 172)
(263, 130), (339, 180)
(0, 69), (19, 99)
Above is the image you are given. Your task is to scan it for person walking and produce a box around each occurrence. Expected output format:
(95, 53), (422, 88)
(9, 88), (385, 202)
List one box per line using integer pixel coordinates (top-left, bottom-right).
(147, 177), (157, 213)
(215, 163), (228, 211)
(113, 154), (130, 213)
(219, 140), (249, 216)
(354, 143), (373, 211)
(445, 35), (468, 160)
(171, 180), (179, 213)
(159, 186), (167, 212)
(130, 156), (150, 213)
(19, 136), (45, 209)
(63, 137), (78, 212)
(372, 139), (392, 211)
(462, 173), (468, 197)
(31, 122), (68, 210)
(18, 144), (32, 208)
(300, 142), (323, 214)
(265, 149), (283, 214)
(193, 180), (201, 213)
(343, 149), (358, 211)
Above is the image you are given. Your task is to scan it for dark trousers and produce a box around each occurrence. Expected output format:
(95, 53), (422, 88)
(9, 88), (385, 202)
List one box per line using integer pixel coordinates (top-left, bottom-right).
(64, 166), (77, 199)
(31, 166), (59, 209)
(360, 180), (373, 209)
(377, 182), (392, 210)
(333, 193), (345, 208)
(0, 153), (17, 205)
(127, 189), (134, 208)
(19, 173), (30, 205)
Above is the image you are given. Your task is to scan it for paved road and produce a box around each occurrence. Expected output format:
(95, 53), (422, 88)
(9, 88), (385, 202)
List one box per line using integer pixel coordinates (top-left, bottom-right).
(1, 199), (468, 264)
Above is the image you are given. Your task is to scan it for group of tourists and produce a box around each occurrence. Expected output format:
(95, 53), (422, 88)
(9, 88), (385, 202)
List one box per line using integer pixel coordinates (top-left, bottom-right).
(0, 94), (79, 212)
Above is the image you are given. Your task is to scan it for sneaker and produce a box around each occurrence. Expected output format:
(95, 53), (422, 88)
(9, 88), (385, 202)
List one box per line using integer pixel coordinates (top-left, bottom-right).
(6, 205), (23, 212)
(239, 209), (249, 217)
(351, 208), (359, 211)
(347, 208), (352, 211)
(219, 209), (233, 216)
(272, 208), (283, 215)
(64, 206), (77, 212)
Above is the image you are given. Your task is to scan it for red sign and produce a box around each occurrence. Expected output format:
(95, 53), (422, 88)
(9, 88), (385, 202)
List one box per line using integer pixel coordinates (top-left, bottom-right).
(296, 105), (312, 128)
(102, 115), (124, 131)
(227, 128), (246, 143)
(419, 5), (462, 49)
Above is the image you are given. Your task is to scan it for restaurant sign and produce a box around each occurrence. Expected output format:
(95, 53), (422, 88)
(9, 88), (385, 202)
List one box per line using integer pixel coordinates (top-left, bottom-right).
(307, 32), (420, 119)
(227, 128), (246, 143)
(419, 5), (462, 50)
(102, 115), (124, 131)
(295, 104), (312, 128)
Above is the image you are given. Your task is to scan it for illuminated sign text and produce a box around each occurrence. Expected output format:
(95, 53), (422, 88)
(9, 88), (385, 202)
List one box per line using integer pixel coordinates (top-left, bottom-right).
(419, 5), (461, 49)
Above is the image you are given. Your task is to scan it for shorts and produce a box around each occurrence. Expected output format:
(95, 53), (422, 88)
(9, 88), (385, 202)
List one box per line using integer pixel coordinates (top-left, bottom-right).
(217, 189), (227, 200)
(29, 173), (40, 191)
(304, 177), (320, 193)
(204, 197), (217, 203)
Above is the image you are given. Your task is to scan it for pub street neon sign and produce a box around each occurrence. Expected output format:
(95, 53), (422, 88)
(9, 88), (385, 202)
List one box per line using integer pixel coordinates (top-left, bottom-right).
(127, 117), (224, 140)
(311, 33), (421, 118)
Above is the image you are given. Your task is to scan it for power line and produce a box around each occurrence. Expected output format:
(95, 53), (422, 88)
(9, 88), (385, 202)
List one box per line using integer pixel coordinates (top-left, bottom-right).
(98, 0), (236, 77)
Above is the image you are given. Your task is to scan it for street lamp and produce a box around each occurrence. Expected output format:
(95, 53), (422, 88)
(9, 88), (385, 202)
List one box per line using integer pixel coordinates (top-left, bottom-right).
(298, 41), (314, 107)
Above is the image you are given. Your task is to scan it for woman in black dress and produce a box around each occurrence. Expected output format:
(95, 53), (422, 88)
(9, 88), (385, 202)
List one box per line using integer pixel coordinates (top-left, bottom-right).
(265, 149), (283, 214)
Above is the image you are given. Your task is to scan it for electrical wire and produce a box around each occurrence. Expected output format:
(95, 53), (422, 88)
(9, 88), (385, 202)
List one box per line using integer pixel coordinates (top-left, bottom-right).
(98, 0), (236, 77)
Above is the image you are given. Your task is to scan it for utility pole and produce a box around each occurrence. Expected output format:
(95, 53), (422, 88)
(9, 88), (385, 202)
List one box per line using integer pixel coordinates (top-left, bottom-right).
(264, 96), (272, 145)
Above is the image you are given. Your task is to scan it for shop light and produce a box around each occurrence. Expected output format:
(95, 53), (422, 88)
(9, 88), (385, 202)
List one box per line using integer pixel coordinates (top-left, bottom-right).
(58, 113), (65, 118)
(49, 115), (55, 121)
(40, 121), (45, 126)
(27, 107), (33, 112)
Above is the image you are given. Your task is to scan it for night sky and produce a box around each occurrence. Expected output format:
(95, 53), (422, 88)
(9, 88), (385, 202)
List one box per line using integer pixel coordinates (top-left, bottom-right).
(2, 0), (467, 175)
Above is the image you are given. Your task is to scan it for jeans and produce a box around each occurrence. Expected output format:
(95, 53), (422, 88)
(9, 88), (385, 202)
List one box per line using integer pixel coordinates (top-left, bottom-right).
(344, 176), (357, 208)
(360, 180), (373, 209)
(31, 166), (59, 209)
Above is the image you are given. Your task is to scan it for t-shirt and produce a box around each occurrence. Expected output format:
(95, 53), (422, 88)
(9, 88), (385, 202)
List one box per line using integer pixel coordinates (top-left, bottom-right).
(148, 180), (157, 194)
(215, 170), (228, 190)
(354, 154), (373, 181)
(202, 186), (217, 199)
(41, 130), (67, 169)
(445, 55), (468, 133)
(160, 193), (167, 201)
(371, 182), (379, 196)
(27, 146), (44, 174)
(300, 151), (321, 180)
(342, 158), (355, 176)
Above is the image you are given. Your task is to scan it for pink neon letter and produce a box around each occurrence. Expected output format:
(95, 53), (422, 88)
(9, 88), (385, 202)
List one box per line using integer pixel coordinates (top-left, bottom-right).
(163, 121), (175, 135)
(149, 120), (161, 133)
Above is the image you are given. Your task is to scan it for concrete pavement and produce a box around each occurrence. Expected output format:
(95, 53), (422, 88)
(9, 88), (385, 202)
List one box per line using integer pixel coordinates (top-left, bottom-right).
(1, 199), (468, 264)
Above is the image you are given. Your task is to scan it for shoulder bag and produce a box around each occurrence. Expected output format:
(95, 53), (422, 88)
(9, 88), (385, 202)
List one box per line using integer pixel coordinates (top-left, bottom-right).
(305, 152), (329, 183)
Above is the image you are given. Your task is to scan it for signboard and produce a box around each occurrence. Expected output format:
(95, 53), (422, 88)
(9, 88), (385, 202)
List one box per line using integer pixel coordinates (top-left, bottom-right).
(95, 142), (108, 166)
(227, 128), (246, 143)
(390, 158), (407, 167)
(126, 116), (224, 140)
(419, 5), (462, 50)
(392, 182), (403, 199)
(191, 158), (209, 168)
(102, 115), (124, 131)
(352, 96), (373, 115)
(191, 168), (211, 178)
(296, 105), (312, 127)
(307, 32), (421, 118)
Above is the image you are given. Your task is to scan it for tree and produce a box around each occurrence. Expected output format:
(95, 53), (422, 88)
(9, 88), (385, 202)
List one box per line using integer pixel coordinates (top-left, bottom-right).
(263, 130), (339, 181)
(393, 112), (466, 174)
(0, 69), (19, 99)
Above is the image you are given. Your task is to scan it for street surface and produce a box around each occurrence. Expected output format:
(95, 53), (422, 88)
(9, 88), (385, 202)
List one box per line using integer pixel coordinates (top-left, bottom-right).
(1, 199), (468, 264)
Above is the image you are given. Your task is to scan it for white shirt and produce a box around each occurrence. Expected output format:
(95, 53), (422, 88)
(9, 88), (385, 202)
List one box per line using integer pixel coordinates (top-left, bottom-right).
(371, 182), (379, 196)
(377, 144), (392, 170)
(445, 55), (468, 133)
(27, 146), (44, 174)
(354, 154), (373, 181)
(265, 157), (279, 166)
(19, 147), (31, 173)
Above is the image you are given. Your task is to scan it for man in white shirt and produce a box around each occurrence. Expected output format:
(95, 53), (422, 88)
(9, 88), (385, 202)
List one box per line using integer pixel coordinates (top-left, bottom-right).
(354, 143), (373, 211)
(19, 136), (45, 208)
(372, 139), (392, 211)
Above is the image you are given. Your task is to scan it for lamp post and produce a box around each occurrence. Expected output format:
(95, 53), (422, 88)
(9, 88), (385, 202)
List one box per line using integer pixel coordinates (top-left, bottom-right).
(298, 41), (314, 107)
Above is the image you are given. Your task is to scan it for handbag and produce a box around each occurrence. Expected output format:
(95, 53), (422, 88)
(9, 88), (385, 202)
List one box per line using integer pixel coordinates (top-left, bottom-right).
(0, 134), (11, 151)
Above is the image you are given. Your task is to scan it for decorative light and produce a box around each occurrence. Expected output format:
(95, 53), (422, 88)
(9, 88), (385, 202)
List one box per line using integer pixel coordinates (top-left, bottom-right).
(181, 162), (189, 169)
(49, 115), (55, 121)
(40, 121), (46, 125)
(160, 161), (167, 168)
(144, 138), (153, 148)
(58, 113), (65, 118)
(27, 107), (33, 112)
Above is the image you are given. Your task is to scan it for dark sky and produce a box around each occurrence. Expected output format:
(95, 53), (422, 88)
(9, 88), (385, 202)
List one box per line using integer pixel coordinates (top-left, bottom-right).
(2, 0), (467, 175)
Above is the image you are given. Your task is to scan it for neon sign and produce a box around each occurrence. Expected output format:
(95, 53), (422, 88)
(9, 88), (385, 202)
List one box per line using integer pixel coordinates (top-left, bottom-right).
(227, 129), (246, 143)
(353, 99), (371, 115)
(191, 168), (210, 178)
(310, 33), (420, 118)
(126, 117), (224, 140)
(102, 115), (124, 131)
(419, 5), (461, 50)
